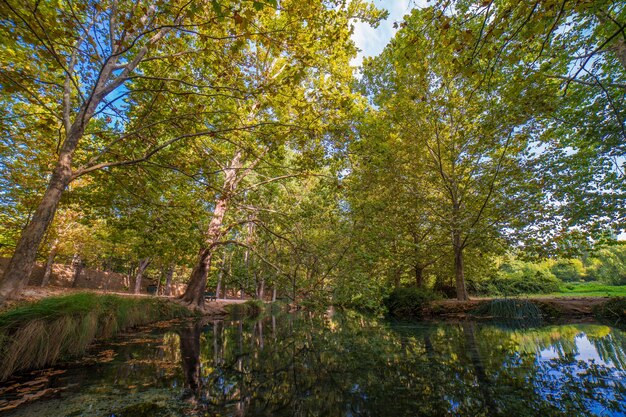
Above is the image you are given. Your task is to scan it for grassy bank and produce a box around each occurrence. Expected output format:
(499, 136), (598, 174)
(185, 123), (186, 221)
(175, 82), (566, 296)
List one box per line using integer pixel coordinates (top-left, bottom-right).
(0, 293), (195, 380)
(552, 282), (626, 297)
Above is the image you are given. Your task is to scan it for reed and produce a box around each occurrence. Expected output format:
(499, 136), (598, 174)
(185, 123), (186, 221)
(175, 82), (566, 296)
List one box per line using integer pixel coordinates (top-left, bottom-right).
(0, 293), (194, 380)
(474, 298), (542, 320)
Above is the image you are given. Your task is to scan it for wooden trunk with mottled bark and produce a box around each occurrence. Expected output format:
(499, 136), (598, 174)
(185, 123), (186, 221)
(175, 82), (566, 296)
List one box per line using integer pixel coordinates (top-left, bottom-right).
(453, 233), (468, 301)
(180, 151), (243, 308)
(133, 258), (151, 294)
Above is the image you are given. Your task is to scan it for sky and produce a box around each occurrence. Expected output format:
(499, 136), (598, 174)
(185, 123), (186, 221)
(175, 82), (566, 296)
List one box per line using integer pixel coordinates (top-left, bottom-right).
(350, 0), (426, 67)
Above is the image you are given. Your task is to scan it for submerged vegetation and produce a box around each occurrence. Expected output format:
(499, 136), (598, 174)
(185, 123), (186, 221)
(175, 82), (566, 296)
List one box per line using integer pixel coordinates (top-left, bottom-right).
(0, 293), (194, 380)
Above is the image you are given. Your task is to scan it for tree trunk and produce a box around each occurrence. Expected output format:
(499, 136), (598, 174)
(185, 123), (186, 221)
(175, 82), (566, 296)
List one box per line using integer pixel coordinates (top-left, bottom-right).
(0, 156), (73, 299)
(133, 258), (151, 294)
(71, 253), (83, 288)
(164, 264), (174, 296)
(257, 275), (265, 300)
(453, 234), (468, 301)
(272, 286), (277, 302)
(181, 150), (245, 309)
(216, 256), (226, 299)
(41, 240), (59, 287)
(414, 264), (424, 288)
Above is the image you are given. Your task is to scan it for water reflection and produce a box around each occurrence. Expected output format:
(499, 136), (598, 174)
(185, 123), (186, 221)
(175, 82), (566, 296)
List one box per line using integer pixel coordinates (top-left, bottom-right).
(2, 313), (626, 417)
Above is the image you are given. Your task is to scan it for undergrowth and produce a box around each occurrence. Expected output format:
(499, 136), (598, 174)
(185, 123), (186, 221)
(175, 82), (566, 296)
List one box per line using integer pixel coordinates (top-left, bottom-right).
(384, 287), (438, 318)
(0, 293), (194, 380)
(226, 300), (266, 319)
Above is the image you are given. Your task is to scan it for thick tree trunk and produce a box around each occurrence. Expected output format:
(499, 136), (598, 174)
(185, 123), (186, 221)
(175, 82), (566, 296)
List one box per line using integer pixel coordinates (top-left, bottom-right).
(453, 234), (468, 301)
(164, 264), (174, 296)
(71, 253), (83, 288)
(0, 157), (73, 299)
(41, 240), (59, 287)
(133, 258), (151, 294)
(181, 151), (244, 309)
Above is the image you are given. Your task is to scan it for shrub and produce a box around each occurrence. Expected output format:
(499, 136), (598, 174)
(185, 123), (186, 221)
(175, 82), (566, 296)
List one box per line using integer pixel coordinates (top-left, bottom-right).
(226, 300), (265, 318)
(586, 245), (626, 285)
(472, 259), (561, 296)
(551, 259), (586, 282)
(384, 287), (438, 318)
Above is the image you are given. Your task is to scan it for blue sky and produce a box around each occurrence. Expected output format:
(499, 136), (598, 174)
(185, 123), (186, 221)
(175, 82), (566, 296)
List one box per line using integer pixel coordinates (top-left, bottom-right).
(350, 0), (426, 67)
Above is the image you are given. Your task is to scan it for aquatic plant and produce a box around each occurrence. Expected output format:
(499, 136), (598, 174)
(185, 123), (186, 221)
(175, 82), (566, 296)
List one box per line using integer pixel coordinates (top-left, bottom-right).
(0, 293), (195, 380)
(473, 298), (542, 320)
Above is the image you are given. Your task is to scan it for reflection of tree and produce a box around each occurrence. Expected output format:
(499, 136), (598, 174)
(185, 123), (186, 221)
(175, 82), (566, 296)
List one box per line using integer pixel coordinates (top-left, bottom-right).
(178, 321), (203, 408)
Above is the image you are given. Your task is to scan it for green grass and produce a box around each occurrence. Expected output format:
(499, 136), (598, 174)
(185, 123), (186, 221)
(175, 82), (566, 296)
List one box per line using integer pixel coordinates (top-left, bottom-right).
(551, 282), (626, 297)
(0, 293), (195, 380)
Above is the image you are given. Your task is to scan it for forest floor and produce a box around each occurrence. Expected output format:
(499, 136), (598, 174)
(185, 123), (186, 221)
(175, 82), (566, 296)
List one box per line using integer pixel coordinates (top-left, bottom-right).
(0, 286), (248, 315)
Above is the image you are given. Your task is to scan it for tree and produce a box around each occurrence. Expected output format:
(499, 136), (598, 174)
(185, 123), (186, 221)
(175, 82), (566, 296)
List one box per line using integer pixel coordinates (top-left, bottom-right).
(0, 0), (296, 300)
(177, 0), (383, 308)
(357, 6), (549, 300)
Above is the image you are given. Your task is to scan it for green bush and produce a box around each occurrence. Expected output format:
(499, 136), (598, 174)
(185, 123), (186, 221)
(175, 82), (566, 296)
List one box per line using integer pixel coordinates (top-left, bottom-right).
(473, 259), (561, 296)
(551, 259), (586, 282)
(384, 287), (438, 317)
(586, 245), (626, 285)
(226, 300), (265, 318)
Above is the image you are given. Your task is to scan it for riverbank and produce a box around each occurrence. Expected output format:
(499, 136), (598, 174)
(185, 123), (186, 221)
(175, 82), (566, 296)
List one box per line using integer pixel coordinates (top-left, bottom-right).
(423, 296), (623, 323)
(0, 291), (249, 381)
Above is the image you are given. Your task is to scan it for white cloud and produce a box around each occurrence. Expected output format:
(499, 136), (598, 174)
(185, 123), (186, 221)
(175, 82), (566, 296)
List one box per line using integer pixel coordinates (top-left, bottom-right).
(350, 0), (426, 67)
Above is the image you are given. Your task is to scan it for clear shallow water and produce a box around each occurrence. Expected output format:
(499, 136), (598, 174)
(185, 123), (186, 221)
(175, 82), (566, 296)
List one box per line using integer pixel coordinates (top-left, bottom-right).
(1, 312), (625, 417)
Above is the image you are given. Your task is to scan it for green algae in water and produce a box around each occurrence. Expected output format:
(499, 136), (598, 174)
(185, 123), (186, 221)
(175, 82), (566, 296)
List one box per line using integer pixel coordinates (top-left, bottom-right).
(1, 314), (626, 417)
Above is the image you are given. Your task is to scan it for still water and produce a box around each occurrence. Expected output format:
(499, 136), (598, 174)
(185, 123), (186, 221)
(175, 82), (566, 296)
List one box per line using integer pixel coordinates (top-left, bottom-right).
(1, 311), (625, 416)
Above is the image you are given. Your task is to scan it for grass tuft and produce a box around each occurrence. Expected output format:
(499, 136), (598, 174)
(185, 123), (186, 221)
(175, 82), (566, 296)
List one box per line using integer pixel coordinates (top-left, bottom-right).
(0, 293), (195, 380)
(473, 298), (542, 320)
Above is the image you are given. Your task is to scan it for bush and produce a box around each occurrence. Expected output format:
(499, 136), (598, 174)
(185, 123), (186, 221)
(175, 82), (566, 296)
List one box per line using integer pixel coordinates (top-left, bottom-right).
(384, 287), (438, 318)
(473, 259), (561, 296)
(586, 245), (626, 285)
(551, 259), (586, 282)
(226, 300), (265, 318)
